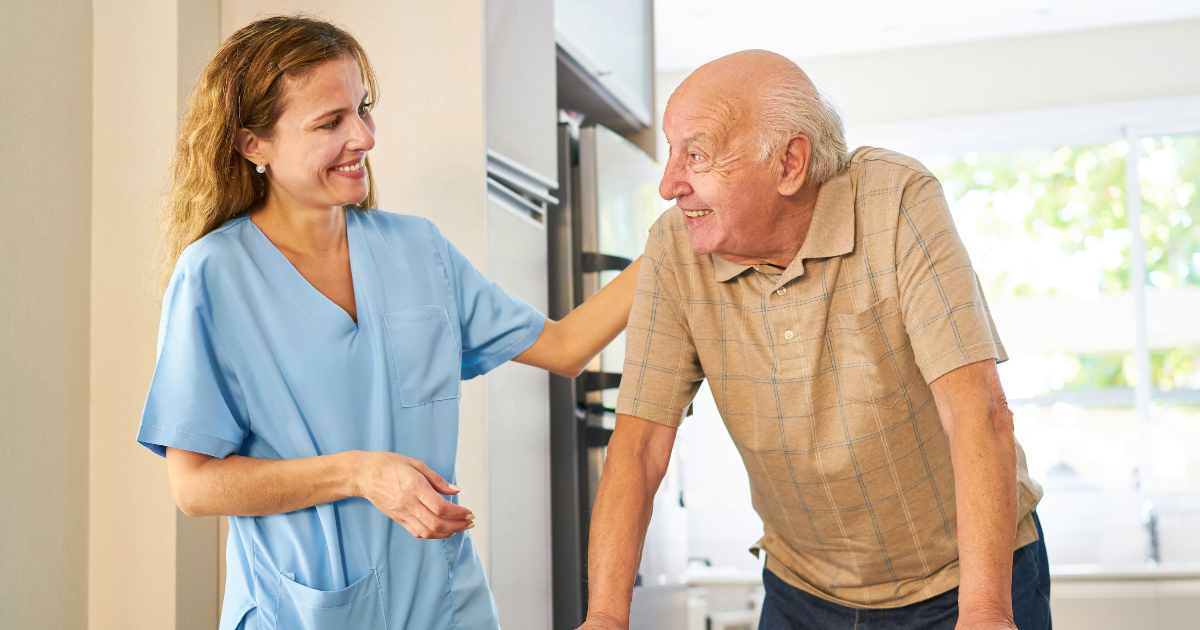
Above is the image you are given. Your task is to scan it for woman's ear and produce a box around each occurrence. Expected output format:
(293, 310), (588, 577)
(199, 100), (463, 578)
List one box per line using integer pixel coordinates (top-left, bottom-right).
(235, 128), (267, 166)
(777, 134), (811, 197)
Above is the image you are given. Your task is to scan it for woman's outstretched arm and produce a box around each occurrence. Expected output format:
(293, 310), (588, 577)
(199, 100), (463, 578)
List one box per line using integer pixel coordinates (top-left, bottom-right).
(513, 257), (643, 377)
(165, 447), (475, 539)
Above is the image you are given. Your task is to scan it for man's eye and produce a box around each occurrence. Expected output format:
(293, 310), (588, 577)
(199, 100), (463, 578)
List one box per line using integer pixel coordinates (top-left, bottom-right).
(690, 153), (702, 161)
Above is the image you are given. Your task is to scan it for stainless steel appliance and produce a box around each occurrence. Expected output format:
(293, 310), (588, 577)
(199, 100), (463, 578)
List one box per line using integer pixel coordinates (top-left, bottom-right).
(549, 123), (687, 630)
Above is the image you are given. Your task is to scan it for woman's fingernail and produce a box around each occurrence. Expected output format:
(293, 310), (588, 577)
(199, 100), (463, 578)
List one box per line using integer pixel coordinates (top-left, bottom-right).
(468, 522), (476, 529)
(465, 513), (476, 520)
(448, 484), (461, 492)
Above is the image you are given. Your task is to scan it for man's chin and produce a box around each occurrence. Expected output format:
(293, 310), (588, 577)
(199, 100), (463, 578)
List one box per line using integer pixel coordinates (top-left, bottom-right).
(686, 232), (719, 257)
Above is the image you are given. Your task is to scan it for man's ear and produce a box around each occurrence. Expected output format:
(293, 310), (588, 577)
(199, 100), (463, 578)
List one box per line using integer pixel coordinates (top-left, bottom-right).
(235, 128), (267, 166)
(777, 134), (811, 196)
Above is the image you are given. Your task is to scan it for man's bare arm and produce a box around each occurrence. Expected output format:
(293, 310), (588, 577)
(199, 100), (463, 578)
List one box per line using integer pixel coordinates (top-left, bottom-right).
(929, 359), (1018, 630)
(577, 414), (678, 630)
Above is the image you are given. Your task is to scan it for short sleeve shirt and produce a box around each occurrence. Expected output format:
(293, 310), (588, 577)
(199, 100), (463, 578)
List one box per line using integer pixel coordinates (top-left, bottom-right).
(136, 209), (544, 630)
(616, 147), (1043, 608)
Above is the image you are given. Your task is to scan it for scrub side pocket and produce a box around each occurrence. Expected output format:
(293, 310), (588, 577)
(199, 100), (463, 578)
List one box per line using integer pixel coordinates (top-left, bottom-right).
(384, 305), (462, 407)
(276, 569), (387, 630)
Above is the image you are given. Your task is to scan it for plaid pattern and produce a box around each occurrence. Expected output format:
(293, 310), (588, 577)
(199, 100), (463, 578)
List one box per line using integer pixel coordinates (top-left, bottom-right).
(617, 147), (1043, 609)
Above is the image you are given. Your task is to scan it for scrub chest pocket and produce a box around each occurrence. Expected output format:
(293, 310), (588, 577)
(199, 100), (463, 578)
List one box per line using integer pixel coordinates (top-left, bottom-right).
(384, 305), (462, 407)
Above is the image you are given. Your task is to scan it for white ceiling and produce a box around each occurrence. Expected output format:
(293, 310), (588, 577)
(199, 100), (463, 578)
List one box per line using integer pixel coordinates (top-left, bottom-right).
(655, 0), (1200, 72)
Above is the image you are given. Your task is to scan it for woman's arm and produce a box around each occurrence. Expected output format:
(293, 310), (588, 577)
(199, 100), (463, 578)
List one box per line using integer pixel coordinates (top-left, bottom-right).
(513, 257), (643, 377)
(165, 447), (476, 539)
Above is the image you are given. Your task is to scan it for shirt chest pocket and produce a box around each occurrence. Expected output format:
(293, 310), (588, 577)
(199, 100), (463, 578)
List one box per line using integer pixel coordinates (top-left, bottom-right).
(830, 296), (919, 407)
(383, 305), (462, 407)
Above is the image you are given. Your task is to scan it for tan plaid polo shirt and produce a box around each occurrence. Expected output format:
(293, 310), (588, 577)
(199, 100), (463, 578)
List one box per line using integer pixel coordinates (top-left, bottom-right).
(616, 146), (1043, 608)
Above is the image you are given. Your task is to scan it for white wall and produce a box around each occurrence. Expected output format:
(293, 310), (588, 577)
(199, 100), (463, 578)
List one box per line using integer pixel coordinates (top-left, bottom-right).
(0, 2), (92, 628)
(657, 18), (1200, 161)
(90, 1), (226, 629)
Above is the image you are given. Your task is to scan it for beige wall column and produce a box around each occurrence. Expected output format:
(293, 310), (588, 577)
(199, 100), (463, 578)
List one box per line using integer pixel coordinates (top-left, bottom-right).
(0, 2), (93, 628)
(220, 0), (491, 561)
(90, 0), (221, 628)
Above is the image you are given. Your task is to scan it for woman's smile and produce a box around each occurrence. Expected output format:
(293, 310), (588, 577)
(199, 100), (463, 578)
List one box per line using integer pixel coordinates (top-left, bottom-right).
(330, 155), (367, 179)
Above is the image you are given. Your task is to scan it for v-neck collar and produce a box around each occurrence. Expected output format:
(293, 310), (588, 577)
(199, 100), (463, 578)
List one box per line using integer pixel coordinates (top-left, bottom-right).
(245, 210), (363, 332)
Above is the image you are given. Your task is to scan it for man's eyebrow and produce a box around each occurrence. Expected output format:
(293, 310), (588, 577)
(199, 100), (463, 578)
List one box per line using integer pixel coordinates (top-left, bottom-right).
(311, 92), (370, 122)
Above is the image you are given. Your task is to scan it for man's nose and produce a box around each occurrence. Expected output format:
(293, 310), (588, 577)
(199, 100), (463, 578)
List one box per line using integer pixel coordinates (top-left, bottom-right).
(659, 156), (690, 201)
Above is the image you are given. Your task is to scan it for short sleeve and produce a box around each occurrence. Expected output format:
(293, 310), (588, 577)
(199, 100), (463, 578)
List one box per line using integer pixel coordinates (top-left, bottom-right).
(895, 176), (1008, 385)
(136, 273), (247, 458)
(430, 223), (545, 380)
(615, 225), (704, 428)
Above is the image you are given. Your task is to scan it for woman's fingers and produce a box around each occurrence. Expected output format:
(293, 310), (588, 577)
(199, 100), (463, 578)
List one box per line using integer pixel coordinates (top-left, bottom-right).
(408, 459), (461, 496)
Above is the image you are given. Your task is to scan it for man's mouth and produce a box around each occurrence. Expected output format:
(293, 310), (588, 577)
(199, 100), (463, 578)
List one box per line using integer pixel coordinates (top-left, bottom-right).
(682, 209), (712, 218)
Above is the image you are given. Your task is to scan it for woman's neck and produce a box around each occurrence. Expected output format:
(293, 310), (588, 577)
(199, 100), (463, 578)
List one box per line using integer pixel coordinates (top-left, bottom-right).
(250, 196), (346, 259)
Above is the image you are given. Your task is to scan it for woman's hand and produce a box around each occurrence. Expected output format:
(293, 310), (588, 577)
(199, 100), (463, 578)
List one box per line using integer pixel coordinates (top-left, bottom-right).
(355, 451), (476, 539)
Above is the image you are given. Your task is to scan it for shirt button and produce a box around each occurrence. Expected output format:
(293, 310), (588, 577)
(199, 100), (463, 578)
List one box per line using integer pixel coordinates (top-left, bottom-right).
(784, 330), (794, 340)
(777, 287), (787, 296)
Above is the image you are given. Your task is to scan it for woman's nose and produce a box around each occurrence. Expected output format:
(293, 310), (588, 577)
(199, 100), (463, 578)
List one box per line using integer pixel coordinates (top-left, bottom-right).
(350, 116), (376, 152)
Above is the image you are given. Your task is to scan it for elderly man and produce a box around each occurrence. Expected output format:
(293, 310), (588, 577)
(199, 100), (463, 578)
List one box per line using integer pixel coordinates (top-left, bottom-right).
(578, 51), (1048, 630)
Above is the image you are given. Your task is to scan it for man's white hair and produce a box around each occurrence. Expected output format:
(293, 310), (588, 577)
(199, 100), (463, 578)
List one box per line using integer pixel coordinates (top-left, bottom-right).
(754, 78), (849, 186)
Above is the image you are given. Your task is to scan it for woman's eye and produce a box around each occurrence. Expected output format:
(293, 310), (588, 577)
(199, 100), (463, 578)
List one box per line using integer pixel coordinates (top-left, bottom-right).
(321, 117), (340, 130)
(359, 102), (372, 116)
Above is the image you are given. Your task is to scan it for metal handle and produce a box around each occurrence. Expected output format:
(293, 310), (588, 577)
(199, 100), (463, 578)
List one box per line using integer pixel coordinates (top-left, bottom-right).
(586, 426), (613, 447)
(580, 252), (632, 272)
(582, 371), (622, 392)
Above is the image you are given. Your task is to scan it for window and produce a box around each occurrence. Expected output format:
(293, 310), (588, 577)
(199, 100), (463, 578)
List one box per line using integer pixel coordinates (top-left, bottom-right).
(921, 123), (1200, 567)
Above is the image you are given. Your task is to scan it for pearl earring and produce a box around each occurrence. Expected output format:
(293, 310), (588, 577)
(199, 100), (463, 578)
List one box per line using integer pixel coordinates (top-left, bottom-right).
(256, 163), (266, 174)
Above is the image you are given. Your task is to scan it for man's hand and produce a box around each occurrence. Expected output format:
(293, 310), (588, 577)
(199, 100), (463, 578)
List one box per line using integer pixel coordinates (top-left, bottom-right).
(575, 611), (627, 630)
(955, 613), (1017, 630)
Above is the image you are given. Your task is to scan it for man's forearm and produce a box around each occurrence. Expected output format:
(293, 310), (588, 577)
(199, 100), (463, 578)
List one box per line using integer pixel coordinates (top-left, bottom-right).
(929, 360), (1020, 628)
(951, 411), (1018, 622)
(583, 413), (675, 629)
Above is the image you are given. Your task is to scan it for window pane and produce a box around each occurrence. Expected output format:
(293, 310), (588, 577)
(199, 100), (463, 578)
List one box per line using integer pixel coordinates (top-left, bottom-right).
(1140, 134), (1200, 290)
(927, 142), (1129, 299)
(1141, 133), (1200, 492)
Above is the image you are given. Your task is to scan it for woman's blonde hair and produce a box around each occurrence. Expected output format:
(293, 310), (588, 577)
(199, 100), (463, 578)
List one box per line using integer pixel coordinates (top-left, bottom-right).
(157, 15), (379, 296)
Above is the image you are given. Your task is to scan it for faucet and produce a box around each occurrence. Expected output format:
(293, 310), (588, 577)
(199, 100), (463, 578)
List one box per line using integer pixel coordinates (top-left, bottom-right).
(1141, 500), (1160, 567)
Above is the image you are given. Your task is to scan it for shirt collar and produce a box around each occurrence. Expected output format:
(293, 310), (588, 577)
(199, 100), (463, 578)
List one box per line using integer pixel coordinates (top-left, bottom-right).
(711, 169), (856, 285)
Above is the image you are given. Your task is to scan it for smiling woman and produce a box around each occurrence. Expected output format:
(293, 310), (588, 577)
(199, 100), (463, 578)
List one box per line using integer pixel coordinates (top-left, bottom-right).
(139, 14), (642, 630)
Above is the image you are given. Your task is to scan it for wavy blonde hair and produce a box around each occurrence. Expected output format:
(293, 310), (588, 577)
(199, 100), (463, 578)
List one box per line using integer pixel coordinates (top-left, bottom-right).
(157, 15), (379, 297)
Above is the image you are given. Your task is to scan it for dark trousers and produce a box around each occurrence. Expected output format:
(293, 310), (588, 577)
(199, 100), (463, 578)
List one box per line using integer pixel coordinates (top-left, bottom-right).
(759, 512), (1052, 630)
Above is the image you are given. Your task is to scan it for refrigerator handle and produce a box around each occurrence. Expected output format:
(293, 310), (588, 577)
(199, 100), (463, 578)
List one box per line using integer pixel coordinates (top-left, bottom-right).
(580, 252), (633, 272)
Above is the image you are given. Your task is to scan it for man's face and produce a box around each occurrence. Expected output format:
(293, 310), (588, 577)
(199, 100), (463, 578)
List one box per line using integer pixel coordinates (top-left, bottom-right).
(659, 87), (781, 263)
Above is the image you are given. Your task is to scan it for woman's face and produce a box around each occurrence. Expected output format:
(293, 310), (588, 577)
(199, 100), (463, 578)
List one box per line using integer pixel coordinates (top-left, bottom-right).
(250, 55), (376, 212)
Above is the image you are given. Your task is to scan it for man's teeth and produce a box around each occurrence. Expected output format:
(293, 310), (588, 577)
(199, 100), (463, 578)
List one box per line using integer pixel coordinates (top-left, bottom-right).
(333, 160), (364, 172)
(683, 209), (712, 218)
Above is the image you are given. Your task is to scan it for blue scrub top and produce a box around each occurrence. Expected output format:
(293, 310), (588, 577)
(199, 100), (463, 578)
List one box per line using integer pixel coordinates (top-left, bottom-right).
(136, 209), (544, 630)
